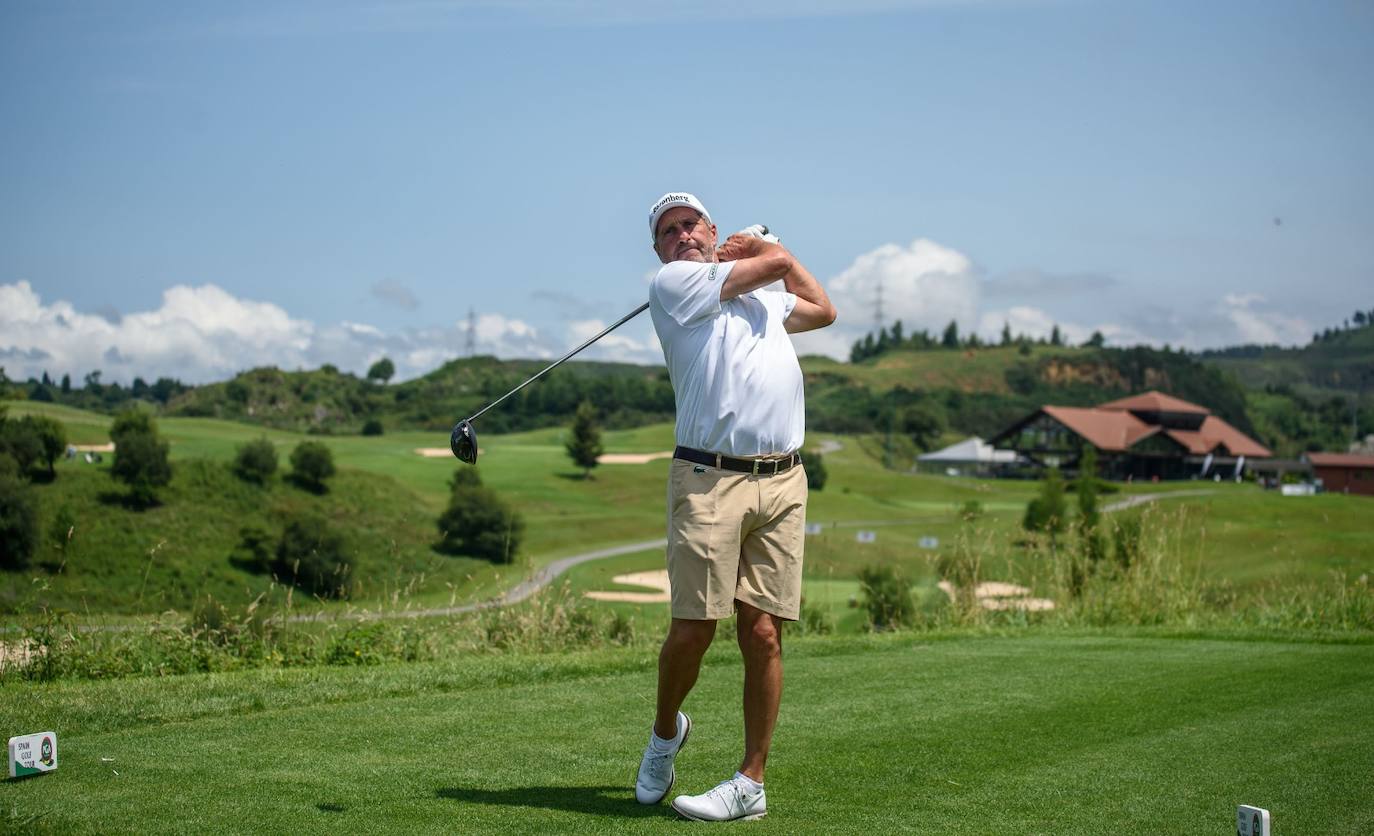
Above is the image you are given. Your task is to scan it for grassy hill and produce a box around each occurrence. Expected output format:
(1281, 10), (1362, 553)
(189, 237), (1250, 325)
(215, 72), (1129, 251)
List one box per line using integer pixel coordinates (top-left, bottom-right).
(6, 400), (1372, 621)
(1, 632), (1370, 833)
(161, 357), (675, 435)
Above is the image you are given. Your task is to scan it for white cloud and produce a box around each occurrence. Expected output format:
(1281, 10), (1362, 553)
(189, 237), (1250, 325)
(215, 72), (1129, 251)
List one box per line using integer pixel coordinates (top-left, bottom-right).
(567, 318), (659, 363)
(1220, 293), (1310, 346)
(790, 238), (981, 359)
(1, 281), (315, 383)
(0, 281), (557, 384)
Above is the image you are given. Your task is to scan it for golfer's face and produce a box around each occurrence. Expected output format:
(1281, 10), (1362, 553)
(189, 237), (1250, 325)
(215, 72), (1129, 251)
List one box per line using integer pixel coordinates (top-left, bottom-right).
(654, 207), (716, 264)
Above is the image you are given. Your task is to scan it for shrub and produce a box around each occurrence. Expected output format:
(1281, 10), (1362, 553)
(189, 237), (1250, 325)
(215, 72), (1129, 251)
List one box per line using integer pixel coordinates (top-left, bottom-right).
(959, 500), (984, 522)
(110, 423), (172, 508)
(233, 438), (278, 484)
(273, 514), (352, 599)
(230, 524), (275, 574)
(361, 418), (384, 436)
(858, 565), (915, 630)
(804, 448), (828, 491)
(289, 441), (335, 492)
(436, 470), (524, 563)
(0, 474), (40, 570)
(1023, 468), (1068, 538)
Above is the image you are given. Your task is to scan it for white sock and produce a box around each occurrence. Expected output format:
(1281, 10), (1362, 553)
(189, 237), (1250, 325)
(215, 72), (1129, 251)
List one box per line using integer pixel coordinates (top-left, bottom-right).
(649, 729), (676, 751)
(733, 771), (764, 791)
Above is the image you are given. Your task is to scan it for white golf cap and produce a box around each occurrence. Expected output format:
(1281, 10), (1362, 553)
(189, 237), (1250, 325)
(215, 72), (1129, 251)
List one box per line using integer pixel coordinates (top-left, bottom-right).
(649, 192), (712, 240)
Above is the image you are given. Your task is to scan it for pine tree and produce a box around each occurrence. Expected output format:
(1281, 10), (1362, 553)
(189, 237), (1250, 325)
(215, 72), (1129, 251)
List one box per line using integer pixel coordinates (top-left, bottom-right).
(565, 400), (604, 478)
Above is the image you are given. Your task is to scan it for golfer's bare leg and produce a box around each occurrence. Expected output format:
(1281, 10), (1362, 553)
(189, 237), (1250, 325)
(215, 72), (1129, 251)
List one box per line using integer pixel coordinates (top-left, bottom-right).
(655, 617), (717, 739)
(736, 601), (784, 783)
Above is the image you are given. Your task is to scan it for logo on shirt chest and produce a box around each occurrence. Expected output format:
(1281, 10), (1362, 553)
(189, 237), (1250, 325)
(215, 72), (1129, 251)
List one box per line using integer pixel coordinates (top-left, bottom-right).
(707, 264), (718, 282)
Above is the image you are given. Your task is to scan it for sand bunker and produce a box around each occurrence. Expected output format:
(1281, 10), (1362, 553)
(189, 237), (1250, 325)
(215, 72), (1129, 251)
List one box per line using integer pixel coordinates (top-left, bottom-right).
(413, 448), (673, 464)
(596, 451), (674, 464)
(584, 570), (671, 603)
(72, 443), (115, 453)
(938, 580), (1056, 612)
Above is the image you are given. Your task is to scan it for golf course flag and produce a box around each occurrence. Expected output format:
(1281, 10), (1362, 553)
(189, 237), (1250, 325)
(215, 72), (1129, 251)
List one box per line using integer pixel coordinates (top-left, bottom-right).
(9, 731), (57, 778)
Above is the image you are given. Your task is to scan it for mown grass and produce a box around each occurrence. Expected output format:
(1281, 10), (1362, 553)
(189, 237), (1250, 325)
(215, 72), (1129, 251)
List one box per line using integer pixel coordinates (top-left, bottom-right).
(0, 631), (1370, 833)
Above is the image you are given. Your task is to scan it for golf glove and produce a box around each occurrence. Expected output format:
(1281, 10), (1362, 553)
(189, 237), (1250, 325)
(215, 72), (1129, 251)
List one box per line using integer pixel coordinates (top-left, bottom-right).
(734, 224), (780, 244)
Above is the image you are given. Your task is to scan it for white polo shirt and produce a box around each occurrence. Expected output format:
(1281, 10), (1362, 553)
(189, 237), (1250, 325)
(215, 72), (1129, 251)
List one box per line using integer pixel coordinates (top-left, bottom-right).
(649, 260), (805, 457)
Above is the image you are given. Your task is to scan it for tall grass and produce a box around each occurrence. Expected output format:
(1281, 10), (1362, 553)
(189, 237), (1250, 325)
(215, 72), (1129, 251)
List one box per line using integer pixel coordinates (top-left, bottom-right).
(894, 504), (1373, 634)
(0, 582), (646, 685)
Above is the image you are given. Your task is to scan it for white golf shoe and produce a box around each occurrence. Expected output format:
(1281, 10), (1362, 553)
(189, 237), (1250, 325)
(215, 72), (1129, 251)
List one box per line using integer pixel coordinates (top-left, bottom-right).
(635, 712), (691, 805)
(671, 774), (767, 822)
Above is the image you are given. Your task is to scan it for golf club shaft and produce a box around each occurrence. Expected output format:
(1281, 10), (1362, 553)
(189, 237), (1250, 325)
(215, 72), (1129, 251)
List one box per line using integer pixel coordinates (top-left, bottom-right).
(465, 301), (650, 424)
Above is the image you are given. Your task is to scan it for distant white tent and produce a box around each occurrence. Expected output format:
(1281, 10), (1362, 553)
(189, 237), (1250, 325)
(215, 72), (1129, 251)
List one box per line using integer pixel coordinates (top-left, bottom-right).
(917, 437), (1019, 475)
(918, 436), (1019, 465)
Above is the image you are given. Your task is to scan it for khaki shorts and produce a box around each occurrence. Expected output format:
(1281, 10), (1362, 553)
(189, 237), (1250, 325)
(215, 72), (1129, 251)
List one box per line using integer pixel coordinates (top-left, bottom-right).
(665, 457), (807, 621)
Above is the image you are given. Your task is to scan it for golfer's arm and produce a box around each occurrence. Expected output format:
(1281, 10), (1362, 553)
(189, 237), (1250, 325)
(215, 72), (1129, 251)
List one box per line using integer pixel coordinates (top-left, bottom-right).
(718, 247), (792, 301)
(719, 245), (836, 332)
(780, 255), (837, 334)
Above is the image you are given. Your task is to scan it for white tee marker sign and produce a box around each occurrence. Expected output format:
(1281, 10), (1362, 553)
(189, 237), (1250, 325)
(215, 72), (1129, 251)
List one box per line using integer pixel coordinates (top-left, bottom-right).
(9, 731), (57, 778)
(1236, 805), (1270, 836)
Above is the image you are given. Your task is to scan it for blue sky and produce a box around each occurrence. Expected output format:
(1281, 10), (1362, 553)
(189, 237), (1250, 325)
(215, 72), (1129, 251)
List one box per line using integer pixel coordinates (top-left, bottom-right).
(2, 0), (1371, 383)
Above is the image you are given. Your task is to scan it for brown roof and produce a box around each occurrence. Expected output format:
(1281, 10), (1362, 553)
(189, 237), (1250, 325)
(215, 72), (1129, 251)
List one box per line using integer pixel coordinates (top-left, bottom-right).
(1307, 453), (1374, 468)
(1043, 405), (1157, 452)
(1098, 390), (1210, 414)
(1042, 406), (1271, 457)
(1165, 416), (1272, 457)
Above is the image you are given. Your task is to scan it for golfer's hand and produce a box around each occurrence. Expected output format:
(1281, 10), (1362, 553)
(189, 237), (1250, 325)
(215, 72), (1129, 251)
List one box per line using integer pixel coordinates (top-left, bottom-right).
(717, 226), (780, 262)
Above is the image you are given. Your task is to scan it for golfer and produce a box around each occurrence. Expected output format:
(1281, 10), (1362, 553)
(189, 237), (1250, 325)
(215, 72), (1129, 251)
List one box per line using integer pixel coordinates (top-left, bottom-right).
(634, 192), (836, 822)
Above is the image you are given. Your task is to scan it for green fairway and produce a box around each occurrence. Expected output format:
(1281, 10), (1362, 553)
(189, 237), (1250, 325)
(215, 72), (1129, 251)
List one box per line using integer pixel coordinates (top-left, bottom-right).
(1, 632), (1370, 833)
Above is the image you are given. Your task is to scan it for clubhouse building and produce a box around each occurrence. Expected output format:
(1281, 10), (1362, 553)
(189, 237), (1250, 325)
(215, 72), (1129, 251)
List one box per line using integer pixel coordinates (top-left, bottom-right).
(990, 391), (1272, 481)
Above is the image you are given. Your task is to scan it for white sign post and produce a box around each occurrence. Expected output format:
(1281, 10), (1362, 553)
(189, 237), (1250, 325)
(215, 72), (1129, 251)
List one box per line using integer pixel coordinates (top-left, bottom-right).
(1236, 805), (1270, 836)
(855, 531), (876, 544)
(8, 731), (57, 778)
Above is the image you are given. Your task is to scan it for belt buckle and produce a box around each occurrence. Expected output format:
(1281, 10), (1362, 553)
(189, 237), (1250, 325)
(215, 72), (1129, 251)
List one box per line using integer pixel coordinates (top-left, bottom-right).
(752, 458), (761, 476)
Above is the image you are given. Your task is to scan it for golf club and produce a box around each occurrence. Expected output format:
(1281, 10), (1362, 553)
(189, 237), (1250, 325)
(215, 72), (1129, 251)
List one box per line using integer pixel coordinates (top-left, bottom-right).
(449, 225), (773, 464)
(450, 301), (648, 464)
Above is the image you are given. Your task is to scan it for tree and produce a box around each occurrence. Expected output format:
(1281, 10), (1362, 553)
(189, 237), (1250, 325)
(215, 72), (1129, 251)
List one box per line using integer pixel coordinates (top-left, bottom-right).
(361, 418), (384, 436)
(60, 374), (71, 394)
(234, 438), (278, 484)
(0, 474), (39, 570)
(111, 425), (172, 507)
(1084, 330), (1105, 348)
(565, 400), (604, 477)
(0, 417), (44, 477)
(900, 404), (945, 451)
(1001, 322), (1013, 346)
(804, 448), (828, 491)
(366, 357), (396, 385)
(941, 320), (960, 348)
(890, 320), (904, 346)
(1076, 447), (1105, 563)
(27, 415), (66, 477)
(435, 468), (524, 563)
(289, 441), (335, 492)
(1050, 324), (1064, 346)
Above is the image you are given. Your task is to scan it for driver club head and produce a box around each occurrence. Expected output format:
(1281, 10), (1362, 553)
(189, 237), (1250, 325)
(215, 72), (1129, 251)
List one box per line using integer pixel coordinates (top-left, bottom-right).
(450, 420), (478, 464)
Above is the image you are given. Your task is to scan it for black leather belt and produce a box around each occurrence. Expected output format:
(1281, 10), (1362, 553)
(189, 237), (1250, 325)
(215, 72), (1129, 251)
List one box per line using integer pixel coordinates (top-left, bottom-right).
(674, 446), (802, 475)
